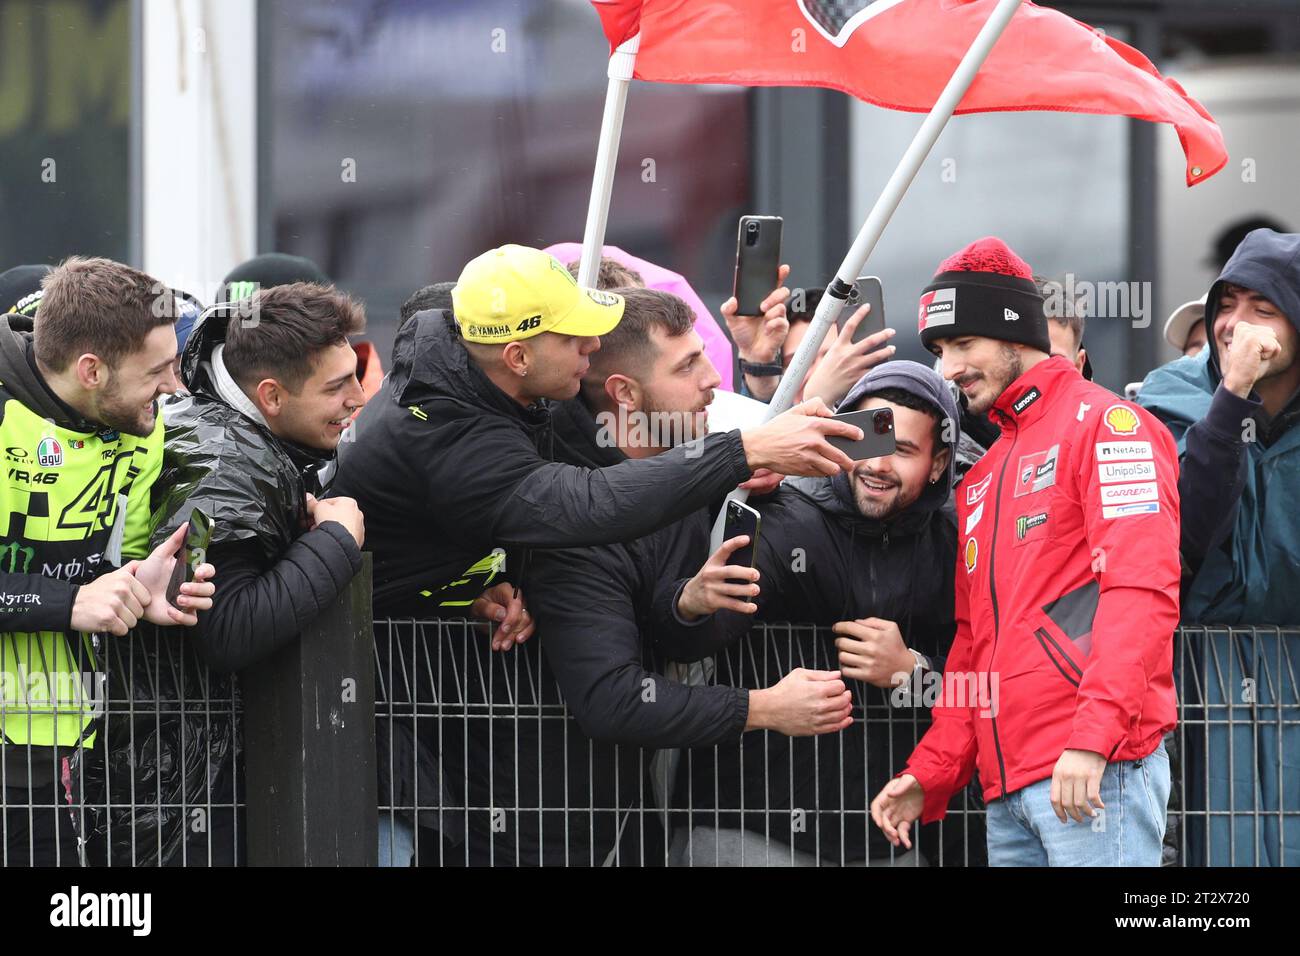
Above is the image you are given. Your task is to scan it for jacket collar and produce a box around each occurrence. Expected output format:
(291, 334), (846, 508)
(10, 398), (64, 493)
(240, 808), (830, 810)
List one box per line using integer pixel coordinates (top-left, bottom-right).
(991, 354), (1080, 431)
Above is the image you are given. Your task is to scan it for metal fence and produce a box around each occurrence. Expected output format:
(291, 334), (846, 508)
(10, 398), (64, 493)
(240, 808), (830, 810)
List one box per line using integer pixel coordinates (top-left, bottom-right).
(372, 621), (1300, 867)
(1, 626), (243, 867)
(2, 623), (1296, 866)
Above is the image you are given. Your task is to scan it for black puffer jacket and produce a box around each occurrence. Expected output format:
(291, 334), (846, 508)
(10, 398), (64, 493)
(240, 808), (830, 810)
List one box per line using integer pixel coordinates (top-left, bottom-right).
(150, 304), (363, 672)
(330, 309), (751, 615)
(657, 361), (985, 864)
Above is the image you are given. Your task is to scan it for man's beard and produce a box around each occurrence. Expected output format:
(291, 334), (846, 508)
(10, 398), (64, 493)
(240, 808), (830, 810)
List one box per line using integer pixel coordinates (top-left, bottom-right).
(642, 394), (709, 449)
(964, 343), (1024, 415)
(96, 379), (157, 437)
(851, 467), (922, 521)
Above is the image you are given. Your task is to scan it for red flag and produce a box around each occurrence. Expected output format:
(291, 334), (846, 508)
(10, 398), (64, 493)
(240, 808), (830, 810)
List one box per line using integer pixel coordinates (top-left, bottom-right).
(591, 0), (1226, 186)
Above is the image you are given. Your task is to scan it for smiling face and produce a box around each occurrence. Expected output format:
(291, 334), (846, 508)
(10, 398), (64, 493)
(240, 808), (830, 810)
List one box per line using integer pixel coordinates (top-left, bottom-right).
(849, 395), (948, 521)
(932, 335), (1025, 415)
(92, 324), (181, 436)
(1213, 283), (1297, 381)
(259, 341), (366, 451)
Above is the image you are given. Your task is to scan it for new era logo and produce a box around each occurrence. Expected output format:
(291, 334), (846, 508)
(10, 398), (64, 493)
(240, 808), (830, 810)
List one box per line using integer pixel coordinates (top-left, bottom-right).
(1004, 308), (1019, 321)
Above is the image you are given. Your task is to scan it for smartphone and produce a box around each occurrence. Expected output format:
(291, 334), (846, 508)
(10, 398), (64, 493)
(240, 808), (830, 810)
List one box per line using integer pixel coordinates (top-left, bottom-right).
(722, 499), (762, 581)
(839, 275), (888, 344)
(165, 508), (214, 607)
(826, 407), (897, 461)
(732, 215), (783, 316)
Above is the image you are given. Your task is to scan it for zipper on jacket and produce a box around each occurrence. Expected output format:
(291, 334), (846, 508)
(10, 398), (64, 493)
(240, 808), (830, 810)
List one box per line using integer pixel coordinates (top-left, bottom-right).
(986, 408), (1014, 797)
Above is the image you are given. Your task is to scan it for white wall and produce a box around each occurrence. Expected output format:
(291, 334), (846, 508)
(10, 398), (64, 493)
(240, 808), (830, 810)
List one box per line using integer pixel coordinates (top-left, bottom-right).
(141, 0), (257, 300)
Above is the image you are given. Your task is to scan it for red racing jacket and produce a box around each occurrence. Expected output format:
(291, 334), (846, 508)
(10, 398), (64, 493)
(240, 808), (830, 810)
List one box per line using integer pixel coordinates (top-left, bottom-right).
(903, 356), (1180, 820)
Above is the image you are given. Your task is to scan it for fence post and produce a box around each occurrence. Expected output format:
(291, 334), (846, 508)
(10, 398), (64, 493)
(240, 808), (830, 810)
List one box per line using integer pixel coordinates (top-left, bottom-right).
(241, 554), (376, 866)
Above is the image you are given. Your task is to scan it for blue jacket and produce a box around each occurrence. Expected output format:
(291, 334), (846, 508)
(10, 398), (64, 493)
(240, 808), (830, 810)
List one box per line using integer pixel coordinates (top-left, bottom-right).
(1138, 229), (1300, 625)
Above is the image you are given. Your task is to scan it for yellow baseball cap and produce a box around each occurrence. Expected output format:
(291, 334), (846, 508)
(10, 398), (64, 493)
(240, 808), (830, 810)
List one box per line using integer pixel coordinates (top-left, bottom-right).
(452, 245), (625, 344)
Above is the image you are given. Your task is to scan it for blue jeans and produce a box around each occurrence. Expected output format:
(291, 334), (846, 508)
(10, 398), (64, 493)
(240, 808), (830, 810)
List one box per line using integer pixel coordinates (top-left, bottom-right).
(378, 814), (415, 867)
(985, 742), (1170, 866)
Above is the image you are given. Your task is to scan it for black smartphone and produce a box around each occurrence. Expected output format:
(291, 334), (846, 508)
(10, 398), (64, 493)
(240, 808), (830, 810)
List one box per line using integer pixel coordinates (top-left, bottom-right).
(165, 508), (214, 607)
(722, 499), (762, 580)
(826, 407), (897, 460)
(733, 215), (783, 316)
(839, 275), (888, 344)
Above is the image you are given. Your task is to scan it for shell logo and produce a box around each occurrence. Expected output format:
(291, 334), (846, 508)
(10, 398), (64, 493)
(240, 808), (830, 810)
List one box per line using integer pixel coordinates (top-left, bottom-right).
(1103, 404), (1140, 437)
(963, 536), (978, 574)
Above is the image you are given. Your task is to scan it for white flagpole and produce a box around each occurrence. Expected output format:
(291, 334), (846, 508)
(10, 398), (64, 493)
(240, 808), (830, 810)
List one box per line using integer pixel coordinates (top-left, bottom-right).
(578, 33), (641, 288)
(712, 0), (1024, 548)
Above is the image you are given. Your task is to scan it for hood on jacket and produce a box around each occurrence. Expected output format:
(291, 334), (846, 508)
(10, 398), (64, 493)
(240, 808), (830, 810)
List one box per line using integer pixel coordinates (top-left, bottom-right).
(387, 308), (546, 430)
(787, 360), (960, 528)
(179, 302), (234, 399)
(1204, 228), (1300, 385)
(0, 313), (98, 429)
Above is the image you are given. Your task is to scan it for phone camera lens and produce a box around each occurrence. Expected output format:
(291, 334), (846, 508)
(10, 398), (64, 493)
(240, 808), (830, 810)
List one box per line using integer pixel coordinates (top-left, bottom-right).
(875, 409), (894, 434)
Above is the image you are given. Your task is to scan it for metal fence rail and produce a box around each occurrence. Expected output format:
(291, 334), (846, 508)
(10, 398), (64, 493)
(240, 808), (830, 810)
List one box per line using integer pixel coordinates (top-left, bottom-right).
(372, 621), (1299, 867)
(1, 626), (242, 867)
(2, 622), (1296, 866)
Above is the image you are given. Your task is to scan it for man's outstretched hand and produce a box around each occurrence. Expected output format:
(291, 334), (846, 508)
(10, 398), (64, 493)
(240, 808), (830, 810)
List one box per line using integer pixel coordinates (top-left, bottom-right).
(129, 523), (217, 627)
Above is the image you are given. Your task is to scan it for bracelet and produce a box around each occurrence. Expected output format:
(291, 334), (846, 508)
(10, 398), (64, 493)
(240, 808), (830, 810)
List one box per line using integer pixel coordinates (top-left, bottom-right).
(739, 358), (786, 377)
(910, 649), (932, 673)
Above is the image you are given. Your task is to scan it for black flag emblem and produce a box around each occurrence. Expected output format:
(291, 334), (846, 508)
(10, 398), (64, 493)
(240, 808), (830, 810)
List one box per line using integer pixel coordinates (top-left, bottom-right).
(797, 0), (909, 47)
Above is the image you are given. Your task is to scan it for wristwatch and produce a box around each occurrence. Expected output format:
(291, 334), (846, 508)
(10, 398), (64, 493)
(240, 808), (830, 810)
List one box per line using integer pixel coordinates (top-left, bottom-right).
(909, 649), (932, 673)
(739, 358), (786, 378)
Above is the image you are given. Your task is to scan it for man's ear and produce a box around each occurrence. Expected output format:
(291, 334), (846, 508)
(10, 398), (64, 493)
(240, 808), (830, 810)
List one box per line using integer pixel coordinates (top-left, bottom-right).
(501, 341), (529, 378)
(1075, 348), (1088, 375)
(74, 353), (108, 391)
(930, 445), (951, 484)
(604, 373), (641, 410)
(254, 378), (286, 418)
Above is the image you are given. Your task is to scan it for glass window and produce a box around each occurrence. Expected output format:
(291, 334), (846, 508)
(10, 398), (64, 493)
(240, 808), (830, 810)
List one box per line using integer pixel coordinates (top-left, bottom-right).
(0, 0), (132, 275)
(259, 0), (752, 361)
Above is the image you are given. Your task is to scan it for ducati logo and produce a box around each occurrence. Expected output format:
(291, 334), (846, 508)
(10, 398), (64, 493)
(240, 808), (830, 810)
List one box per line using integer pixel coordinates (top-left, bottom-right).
(797, 0), (910, 48)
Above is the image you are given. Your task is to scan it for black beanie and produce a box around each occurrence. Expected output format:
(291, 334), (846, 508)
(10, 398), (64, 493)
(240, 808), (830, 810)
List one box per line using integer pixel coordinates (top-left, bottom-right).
(218, 253), (330, 304)
(917, 237), (1050, 354)
(0, 264), (52, 316)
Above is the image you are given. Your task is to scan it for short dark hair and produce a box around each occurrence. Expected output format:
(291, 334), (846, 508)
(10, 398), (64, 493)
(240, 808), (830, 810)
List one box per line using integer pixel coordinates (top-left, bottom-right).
(856, 386), (946, 454)
(224, 283), (366, 393)
(35, 257), (175, 371)
(588, 287), (694, 382)
(1035, 274), (1085, 350)
(565, 256), (645, 291)
(400, 281), (456, 326)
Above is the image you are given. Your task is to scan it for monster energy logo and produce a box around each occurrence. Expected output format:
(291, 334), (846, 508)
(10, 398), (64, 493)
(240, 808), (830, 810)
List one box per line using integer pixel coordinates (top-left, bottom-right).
(1016, 513), (1048, 541)
(225, 280), (259, 303)
(0, 541), (35, 573)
